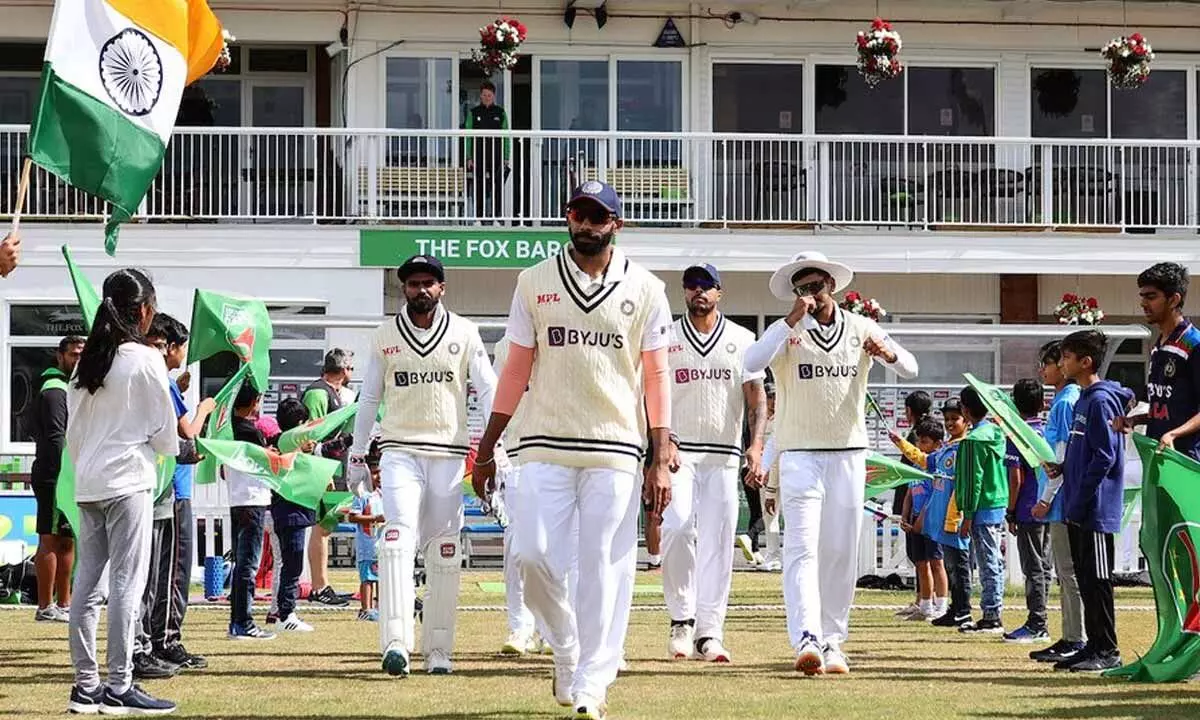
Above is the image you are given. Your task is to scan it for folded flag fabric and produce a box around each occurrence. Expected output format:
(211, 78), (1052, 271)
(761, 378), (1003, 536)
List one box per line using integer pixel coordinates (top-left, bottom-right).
(28, 0), (224, 255)
(62, 245), (101, 331)
(278, 403), (358, 454)
(197, 437), (338, 511)
(964, 373), (1055, 468)
(866, 452), (932, 499)
(186, 290), (273, 391)
(317, 491), (354, 533)
(193, 364), (251, 486)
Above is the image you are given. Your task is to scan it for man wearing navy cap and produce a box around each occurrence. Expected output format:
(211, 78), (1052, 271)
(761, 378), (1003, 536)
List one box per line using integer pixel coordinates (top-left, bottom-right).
(473, 181), (675, 719)
(347, 253), (498, 677)
(660, 263), (766, 663)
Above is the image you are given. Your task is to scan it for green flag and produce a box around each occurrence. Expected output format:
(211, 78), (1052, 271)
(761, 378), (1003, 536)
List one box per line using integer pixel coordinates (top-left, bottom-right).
(1104, 434), (1200, 682)
(155, 455), (176, 502)
(197, 437), (338, 511)
(278, 403), (359, 454)
(963, 373), (1055, 468)
(185, 290), (273, 391)
(866, 452), (932, 499)
(194, 364), (252, 486)
(317, 491), (354, 533)
(54, 453), (80, 539)
(62, 245), (100, 332)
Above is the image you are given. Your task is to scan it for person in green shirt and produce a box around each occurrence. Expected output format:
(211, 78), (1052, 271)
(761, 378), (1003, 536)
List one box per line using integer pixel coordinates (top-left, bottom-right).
(954, 385), (1010, 635)
(465, 80), (510, 221)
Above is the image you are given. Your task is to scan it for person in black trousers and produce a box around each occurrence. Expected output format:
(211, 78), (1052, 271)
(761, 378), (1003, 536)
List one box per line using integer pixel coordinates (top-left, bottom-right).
(465, 81), (510, 221)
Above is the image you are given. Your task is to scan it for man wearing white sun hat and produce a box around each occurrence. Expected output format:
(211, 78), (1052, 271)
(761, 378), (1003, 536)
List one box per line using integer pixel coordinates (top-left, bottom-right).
(745, 251), (918, 677)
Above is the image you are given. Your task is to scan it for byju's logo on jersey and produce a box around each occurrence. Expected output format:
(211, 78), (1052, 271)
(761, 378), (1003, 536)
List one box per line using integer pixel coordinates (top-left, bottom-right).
(797, 363), (858, 380)
(394, 370), (456, 387)
(546, 326), (626, 349)
(674, 368), (734, 384)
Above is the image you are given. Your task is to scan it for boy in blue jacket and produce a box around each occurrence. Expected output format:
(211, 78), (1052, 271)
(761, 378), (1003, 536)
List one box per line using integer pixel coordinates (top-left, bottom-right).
(1058, 329), (1133, 673)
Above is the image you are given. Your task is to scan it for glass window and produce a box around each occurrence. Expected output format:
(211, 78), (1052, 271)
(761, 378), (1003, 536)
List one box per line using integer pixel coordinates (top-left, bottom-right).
(385, 57), (453, 130)
(178, 79), (241, 127)
(8, 304), (86, 443)
(815, 64), (902, 135)
(1112, 70), (1186, 139)
(616, 61), (681, 132)
(540, 60), (609, 131)
(248, 48), (309, 73)
(10, 305), (89, 337)
(0, 43), (45, 72)
(458, 59), (506, 127)
(907, 67), (995, 136)
(268, 305), (327, 341)
(0, 76), (40, 124)
(713, 63), (803, 133)
(1030, 68), (1108, 138)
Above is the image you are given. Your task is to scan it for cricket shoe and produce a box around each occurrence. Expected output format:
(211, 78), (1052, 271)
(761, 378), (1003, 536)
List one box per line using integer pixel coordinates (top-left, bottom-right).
(533, 632), (552, 655)
(736, 535), (759, 565)
(695, 637), (731, 663)
(552, 660), (575, 707)
(668, 620), (695, 660)
(822, 644), (849, 675)
(501, 630), (533, 656)
(426, 648), (453, 675)
(794, 635), (825, 676)
(756, 557), (781, 572)
(574, 693), (607, 720)
(382, 642), (410, 677)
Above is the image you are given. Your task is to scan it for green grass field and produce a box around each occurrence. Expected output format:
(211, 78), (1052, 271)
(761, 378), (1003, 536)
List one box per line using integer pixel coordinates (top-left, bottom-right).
(3, 571), (1199, 720)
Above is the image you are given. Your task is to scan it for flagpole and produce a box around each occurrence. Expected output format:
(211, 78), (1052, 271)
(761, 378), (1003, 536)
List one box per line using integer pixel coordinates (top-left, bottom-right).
(11, 157), (31, 232)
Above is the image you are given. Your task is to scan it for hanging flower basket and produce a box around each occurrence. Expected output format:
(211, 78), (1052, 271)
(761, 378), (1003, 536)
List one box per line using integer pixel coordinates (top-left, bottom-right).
(1101, 33), (1153, 89)
(1055, 293), (1105, 325)
(471, 17), (527, 75)
(840, 290), (888, 322)
(855, 18), (903, 87)
(215, 29), (235, 72)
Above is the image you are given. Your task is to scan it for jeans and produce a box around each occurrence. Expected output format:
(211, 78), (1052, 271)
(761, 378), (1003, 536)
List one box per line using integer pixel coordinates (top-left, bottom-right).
(229, 506), (267, 629)
(942, 544), (972, 618)
(273, 524), (308, 620)
(1015, 522), (1052, 632)
(971, 522), (1005, 620)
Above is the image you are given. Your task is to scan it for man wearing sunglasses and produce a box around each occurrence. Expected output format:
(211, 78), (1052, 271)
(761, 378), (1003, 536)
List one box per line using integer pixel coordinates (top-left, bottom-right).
(745, 251), (918, 677)
(660, 263), (767, 664)
(472, 180), (674, 720)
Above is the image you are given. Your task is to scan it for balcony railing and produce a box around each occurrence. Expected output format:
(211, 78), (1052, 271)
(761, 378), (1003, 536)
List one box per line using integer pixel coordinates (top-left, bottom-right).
(2, 125), (1198, 231)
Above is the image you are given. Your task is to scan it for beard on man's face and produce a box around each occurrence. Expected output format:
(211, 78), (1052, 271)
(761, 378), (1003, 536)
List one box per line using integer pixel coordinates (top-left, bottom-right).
(687, 295), (715, 316)
(570, 229), (613, 257)
(407, 292), (438, 314)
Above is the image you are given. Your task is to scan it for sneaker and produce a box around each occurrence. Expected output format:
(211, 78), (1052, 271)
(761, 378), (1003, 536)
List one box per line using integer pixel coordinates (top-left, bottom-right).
(426, 648), (453, 675)
(279, 613), (314, 632)
(575, 693), (608, 719)
(1054, 648), (1095, 671)
(822, 644), (849, 675)
(1032, 640), (1086, 663)
(1003, 625), (1051, 644)
(36, 605), (67, 622)
(668, 620), (695, 660)
(98, 685), (176, 716)
(502, 630), (533, 656)
(695, 637), (731, 663)
(382, 642), (410, 677)
(532, 633), (553, 655)
(794, 635), (825, 676)
(931, 611), (972, 628)
(1068, 652), (1122, 673)
(552, 659), (575, 707)
(906, 606), (937, 621)
(227, 623), (276, 641)
(67, 685), (104, 715)
(308, 585), (349, 607)
(645, 555), (662, 571)
(959, 617), (1005, 635)
(132, 652), (179, 680)
(756, 557), (781, 572)
(155, 644), (208, 670)
(736, 534), (757, 564)
(894, 602), (920, 618)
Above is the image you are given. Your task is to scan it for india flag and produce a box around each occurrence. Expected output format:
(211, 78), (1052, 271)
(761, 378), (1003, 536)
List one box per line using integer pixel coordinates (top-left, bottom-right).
(28, 0), (224, 255)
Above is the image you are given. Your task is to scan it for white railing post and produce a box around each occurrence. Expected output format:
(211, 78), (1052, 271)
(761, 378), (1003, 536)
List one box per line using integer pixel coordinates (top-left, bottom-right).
(818, 140), (831, 224)
(1040, 144), (1054, 226)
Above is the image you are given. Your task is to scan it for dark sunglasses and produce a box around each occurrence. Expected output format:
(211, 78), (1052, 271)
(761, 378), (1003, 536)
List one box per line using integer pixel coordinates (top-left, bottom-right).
(567, 206), (615, 225)
(792, 280), (827, 298)
(683, 280), (719, 292)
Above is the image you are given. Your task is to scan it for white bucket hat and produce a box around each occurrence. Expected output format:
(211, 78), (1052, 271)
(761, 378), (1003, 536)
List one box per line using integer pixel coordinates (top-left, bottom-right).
(768, 251), (854, 301)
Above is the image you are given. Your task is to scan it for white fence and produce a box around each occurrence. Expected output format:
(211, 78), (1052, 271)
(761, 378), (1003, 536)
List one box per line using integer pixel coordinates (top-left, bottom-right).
(2, 125), (1199, 230)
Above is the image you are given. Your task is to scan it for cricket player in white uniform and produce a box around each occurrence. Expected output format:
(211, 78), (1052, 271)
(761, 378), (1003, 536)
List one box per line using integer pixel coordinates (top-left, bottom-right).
(756, 379), (782, 572)
(348, 255), (498, 677)
(662, 263), (766, 662)
(473, 181), (674, 720)
(745, 251), (918, 676)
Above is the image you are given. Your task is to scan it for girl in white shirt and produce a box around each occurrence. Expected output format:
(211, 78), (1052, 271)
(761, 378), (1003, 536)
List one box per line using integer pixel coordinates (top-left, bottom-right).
(65, 269), (179, 716)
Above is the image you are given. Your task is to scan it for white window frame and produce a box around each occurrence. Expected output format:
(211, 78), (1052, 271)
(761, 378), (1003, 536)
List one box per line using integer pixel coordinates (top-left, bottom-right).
(379, 50), (460, 129)
(2, 298), (83, 455)
(532, 54), (689, 132)
(880, 313), (1001, 384)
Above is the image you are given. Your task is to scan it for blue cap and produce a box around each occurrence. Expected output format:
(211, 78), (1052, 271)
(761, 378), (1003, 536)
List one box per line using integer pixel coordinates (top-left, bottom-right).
(683, 263), (721, 287)
(568, 180), (622, 218)
(396, 254), (445, 282)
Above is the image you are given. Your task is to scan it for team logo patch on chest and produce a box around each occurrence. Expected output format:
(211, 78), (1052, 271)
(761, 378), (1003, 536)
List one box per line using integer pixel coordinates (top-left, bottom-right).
(620, 299), (636, 316)
(726, 342), (737, 354)
(674, 367), (734, 384)
(448, 342), (461, 355)
(537, 293), (561, 305)
(1166, 358), (1178, 378)
(394, 370), (456, 387)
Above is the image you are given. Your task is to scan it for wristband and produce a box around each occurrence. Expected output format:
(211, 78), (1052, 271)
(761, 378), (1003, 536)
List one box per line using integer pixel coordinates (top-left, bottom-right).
(475, 455), (496, 467)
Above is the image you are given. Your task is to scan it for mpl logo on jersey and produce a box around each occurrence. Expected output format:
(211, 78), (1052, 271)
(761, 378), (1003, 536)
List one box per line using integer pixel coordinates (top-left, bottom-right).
(674, 367), (734, 384)
(394, 370), (456, 387)
(797, 363), (859, 380)
(546, 326), (626, 349)
(536, 293), (561, 305)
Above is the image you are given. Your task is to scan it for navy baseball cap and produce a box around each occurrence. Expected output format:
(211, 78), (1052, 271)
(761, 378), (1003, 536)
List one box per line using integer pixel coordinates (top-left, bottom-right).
(683, 264), (721, 287)
(567, 180), (622, 218)
(941, 397), (963, 414)
(396, 254), (445, 282)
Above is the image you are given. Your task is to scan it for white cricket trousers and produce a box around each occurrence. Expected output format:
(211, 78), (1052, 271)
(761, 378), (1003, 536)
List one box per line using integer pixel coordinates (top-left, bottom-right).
(780, 449), (867, 650)
(379, 450), (466, 655)
(502, 464), (535, 635)
(661, 459), (739, 641)
(513, 462), (638, 701)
